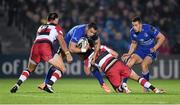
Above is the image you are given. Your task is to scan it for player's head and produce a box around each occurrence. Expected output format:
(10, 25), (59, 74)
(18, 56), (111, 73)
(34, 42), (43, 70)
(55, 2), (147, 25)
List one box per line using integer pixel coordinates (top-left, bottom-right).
(47, 12), (59, 24)
(131, 16), (142, 32)
(86, 22), (98, 37)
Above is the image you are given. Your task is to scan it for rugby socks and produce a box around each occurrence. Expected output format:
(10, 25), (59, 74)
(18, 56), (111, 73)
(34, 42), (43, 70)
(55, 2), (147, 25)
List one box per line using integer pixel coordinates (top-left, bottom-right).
(47, 69), (63, 86)
(91, 68), (104, 86)
(45, 66), (56, 84)
(17, 69), (31, 86)
(142, 71), (150, 81)
(138, 77), (155, 91)
(123, 78), (128, 83)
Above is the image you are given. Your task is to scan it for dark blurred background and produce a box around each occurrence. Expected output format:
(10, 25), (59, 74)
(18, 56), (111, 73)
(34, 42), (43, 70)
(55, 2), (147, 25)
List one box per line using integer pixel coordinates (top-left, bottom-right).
(0, 0), (180, 79)
(0, 0), (180, 55)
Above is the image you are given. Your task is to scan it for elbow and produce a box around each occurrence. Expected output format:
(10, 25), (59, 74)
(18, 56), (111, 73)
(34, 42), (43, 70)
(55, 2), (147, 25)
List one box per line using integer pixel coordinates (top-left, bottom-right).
(162, 35), (166, 42)
(115, 53), (119, 58)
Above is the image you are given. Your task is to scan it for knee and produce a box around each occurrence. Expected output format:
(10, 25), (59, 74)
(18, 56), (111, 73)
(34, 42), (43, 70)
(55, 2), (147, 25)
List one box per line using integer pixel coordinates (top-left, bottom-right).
(57, 65), (66, 72)
(127, 57), (136, 68)
(141, 63), (148, 70)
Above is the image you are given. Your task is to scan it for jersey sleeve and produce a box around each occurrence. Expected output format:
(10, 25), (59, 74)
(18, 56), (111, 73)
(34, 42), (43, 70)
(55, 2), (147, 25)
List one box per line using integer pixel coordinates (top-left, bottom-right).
(70, 29), (82, 43)
(55, 25), (63, 36)
(101, 45), (111, 52)
(149, 25), (159, 38)
(130, 31), (136, 42)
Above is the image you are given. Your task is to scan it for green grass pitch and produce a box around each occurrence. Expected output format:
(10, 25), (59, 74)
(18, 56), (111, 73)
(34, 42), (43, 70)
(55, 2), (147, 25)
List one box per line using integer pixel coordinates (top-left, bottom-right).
(0, 78), (180, 104)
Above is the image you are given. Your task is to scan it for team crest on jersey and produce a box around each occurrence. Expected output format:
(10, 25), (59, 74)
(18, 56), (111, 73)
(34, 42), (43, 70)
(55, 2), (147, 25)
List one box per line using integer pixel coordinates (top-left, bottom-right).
(144, 33), (148, 37)
(133, 34), (137, 37)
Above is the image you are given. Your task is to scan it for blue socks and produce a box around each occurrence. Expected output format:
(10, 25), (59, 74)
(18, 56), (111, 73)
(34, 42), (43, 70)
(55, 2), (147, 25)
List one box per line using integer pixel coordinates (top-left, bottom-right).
(45, 66), (105, 86)
(123, 78), (128, 83)
(91, 67), (104, 86)
(142, 71), (150, 81)
(44, 66), (56, 84)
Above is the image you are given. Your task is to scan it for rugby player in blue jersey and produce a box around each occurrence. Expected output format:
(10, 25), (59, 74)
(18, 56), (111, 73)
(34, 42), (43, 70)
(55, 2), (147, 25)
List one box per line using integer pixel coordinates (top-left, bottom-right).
(121, 16), (166, 93)
(38, 23), (111, 93)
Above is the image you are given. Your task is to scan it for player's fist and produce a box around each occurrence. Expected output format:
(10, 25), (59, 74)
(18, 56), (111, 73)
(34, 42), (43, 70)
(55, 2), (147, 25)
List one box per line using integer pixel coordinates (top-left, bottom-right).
(121, 53), (131, 63)
(65, 51), (73, 63)
(81, 43), (89, 53)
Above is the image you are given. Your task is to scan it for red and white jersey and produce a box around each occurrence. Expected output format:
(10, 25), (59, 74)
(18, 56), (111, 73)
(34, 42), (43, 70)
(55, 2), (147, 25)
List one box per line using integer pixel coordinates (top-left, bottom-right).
(84, 45), (118, 72)
(35, 23), (63, 43)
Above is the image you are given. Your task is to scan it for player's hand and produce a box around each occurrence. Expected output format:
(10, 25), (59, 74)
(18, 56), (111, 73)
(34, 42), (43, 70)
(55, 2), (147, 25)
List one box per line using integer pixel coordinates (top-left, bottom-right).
(81, 43), (89, 53)
(121, 53), (131, 63)
(150, 48), (156, 53)
(65, 51), (73, 63)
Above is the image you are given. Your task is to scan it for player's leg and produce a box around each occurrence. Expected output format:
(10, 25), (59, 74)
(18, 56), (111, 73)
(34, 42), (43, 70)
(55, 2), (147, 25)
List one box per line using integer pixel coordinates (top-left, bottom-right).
(83, 53), (111, 93)
(10, 61), (38, 93)
(106, 70), (122, 93)
(44, 53), (65, 93)
(105, 61), (128, 93)
(140, 56), (153, 92)
(38, 48), (65, 90)
(122, 53), (142, 91)
(38, 65), (56, 90)
(10, 43), (40, 93)
(129, 70), (165, 93)
(91, 68), (111, 93)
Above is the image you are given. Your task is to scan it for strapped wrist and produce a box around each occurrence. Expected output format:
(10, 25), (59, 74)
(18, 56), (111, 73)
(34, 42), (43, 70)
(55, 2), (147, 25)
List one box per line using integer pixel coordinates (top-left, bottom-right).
(65, 51), (70, 55)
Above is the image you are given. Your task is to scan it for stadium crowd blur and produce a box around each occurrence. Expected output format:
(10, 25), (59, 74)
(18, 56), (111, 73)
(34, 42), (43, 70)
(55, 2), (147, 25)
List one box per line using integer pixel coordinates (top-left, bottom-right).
(1, 0), (180, 55)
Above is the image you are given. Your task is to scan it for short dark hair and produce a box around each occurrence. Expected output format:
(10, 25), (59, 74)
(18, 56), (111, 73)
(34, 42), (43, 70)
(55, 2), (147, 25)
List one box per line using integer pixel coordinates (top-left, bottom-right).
(47, 13), (59, 21)
(88, 22), (98, 30)
(132, 16), (142, 23)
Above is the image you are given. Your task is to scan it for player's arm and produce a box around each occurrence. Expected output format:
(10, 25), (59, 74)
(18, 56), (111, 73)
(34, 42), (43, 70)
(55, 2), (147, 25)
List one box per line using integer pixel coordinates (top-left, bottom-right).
(84, 56), (93, 76)
(151, 32), (166, 52)
(109, 49), (118, 58)
(57, 35), (73, 63)
(127, 40), (137, 55)
(91, 37), (101, 64)
(121, 40), (137, 62)
(69, 41), (81, 53)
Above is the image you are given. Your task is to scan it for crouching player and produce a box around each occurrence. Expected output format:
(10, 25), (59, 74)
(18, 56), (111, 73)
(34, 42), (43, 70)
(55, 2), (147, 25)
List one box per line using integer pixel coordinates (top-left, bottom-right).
(84, 45), (165, 93)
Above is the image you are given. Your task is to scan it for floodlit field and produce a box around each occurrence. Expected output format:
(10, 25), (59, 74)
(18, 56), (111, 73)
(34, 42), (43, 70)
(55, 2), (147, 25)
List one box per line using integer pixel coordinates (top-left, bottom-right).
(0, 78), (180, 104)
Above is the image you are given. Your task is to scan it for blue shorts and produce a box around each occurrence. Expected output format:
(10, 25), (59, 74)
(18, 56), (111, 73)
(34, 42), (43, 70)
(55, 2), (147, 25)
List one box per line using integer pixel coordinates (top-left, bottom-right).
(134, 49), (157, 60)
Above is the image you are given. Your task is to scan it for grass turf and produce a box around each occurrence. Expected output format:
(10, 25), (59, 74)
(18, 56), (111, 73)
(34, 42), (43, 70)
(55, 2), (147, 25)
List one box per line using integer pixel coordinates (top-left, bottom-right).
(0, 78), (179, 104)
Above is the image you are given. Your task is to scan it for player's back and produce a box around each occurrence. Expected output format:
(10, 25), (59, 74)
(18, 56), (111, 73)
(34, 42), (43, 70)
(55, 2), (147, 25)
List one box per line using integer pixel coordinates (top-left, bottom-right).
(65, 24), (86, 45)
(85, 45), (118, 72)
(35, 23), (63, 43)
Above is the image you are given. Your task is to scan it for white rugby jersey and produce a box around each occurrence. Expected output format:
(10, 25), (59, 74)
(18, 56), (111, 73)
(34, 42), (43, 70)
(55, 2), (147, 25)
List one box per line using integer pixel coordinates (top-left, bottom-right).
(84, 45), (118, 72)
(35, 23), (63, 43)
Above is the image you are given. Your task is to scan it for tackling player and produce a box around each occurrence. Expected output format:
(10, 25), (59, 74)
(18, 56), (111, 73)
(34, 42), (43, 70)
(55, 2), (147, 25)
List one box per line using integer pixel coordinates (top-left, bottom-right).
(84, 44), (165, 94)
(121, 16), (166, 93)
(10, 13), (73, 93)
(38, 23), (111, 93)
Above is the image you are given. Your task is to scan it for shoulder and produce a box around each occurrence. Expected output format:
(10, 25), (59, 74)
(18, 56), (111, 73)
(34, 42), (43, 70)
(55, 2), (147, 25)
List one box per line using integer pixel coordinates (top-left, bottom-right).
(142, 24), (153, 30)
(55, 25), (63, 35)
(55, 25), (63, 31)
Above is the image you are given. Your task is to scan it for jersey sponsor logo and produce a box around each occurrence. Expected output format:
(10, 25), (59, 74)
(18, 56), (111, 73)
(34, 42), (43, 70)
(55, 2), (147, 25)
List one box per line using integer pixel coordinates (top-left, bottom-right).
(140, 39), (144, 42)
(139, 38), (154, 45)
